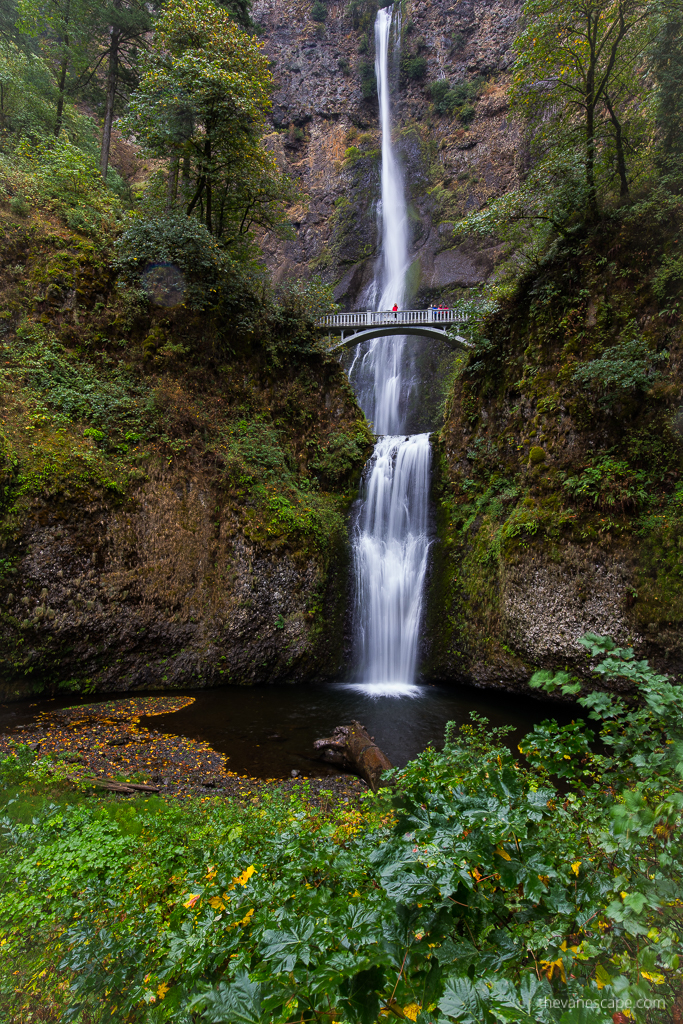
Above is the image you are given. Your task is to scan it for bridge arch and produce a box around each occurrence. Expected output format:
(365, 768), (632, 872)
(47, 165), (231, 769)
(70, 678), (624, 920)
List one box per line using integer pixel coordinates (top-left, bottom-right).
(326, 324), (472, 352)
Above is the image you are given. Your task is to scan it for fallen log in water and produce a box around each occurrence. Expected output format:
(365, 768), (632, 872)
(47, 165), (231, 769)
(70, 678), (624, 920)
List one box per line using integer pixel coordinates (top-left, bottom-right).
(313, 720), (392, 792)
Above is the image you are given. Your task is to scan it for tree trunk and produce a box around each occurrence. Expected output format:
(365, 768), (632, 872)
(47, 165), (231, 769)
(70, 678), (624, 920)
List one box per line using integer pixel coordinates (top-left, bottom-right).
(181, 155), (191, 202)
(314, 720), (393, 792)
(166, 156), (179, 211)
(604, 92), (629, 197)
(100, 18), (122, 179)
(55, 54), (69, 137)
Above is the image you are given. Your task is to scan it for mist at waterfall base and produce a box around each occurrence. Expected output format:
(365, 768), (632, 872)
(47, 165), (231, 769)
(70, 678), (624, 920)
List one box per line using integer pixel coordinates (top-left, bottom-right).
(345, 5), (435, 696)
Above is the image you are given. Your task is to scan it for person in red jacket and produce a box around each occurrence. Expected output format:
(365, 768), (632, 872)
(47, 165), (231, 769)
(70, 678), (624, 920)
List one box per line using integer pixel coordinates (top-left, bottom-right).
(392, 302), (398, 319)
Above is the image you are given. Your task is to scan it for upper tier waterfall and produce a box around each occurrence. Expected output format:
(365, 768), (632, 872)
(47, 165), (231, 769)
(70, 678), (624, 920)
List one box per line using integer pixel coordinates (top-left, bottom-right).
(347, 5), (432, 694)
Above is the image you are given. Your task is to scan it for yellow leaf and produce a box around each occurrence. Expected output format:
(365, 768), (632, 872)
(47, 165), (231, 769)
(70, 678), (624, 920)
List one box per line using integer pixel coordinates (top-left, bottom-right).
(238, 907), (254, 926)
(233, 865), (256, 887)
(571, 861), (582, 876)
(157, 983), (169, 1000)
(209, 897), (225, 911)
(403, 1004), (421, 1021)
(495, 846), (512, 861)
(183, 894), (200, 909)
(595, 965), (611, 990)
(540, 958), (566, 982)
(641, 971), (666, 984)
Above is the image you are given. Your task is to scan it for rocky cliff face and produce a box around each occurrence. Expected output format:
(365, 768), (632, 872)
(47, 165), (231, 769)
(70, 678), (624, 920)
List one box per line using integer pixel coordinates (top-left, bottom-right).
(422, 213), (683, 692)
(254, 0), (523, 307)
(0, 214), (371, 700)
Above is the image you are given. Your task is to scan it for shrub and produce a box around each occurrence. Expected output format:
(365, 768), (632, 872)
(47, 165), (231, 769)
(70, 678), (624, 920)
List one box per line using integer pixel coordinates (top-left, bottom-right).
(359, 58), (377, 99)
(403, 55), (427, 81)
(113, 215), (235, 307)
(311, 0), (328, 20)
(338, 56), (350, 75)
(573, 335), (669, 404)
(9, 194), (29, 217)
(6, 635), (683, 1022)
(459, 102), (476, 125)
(429, 77), (483, 116)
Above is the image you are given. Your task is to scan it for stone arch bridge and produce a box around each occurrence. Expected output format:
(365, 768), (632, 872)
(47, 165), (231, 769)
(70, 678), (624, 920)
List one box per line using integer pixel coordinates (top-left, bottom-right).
(317, 309), (471, 351)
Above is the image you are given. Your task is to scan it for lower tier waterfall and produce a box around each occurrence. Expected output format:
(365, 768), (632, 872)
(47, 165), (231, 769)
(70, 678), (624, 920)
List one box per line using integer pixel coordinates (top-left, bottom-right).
(351, 433), (432, 691)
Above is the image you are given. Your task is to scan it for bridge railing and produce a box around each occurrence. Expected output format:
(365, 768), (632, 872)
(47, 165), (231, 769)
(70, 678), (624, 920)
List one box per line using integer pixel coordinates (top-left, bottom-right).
(318, 309), (469, 329)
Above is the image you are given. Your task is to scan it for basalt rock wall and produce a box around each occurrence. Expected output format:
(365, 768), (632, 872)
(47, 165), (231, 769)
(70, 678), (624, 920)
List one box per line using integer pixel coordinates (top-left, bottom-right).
(254, 0), (523, 308)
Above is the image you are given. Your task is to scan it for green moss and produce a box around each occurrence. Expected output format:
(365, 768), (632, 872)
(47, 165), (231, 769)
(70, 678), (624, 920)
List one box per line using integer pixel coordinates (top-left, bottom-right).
(426, 209), (683, 670)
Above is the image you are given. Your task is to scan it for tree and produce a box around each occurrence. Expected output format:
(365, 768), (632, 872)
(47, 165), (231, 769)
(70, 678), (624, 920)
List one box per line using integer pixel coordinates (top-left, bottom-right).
(17, 0), (98, 136)
(85, 0), (152, 179)
(651, 11), (683, 168)
(121, 0), (293, 243)
(511, 0), (656, 217)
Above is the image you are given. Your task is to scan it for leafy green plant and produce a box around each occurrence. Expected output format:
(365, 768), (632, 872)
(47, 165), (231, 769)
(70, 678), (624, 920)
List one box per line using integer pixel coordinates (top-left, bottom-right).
(2, 635), (680, 1022)
(311, 0), (328, 22)
(403, 55), (427, 81)
(359, 58), (377, 99)
(573, 335), (669, 403)
(562, 455), (650, 511)
(429, 77), (483, 117)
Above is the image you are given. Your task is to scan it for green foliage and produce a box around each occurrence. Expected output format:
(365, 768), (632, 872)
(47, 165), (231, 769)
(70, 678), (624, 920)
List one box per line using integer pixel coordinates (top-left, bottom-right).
(113, 214), (236, 302)
(358, 58), (376, 100)
(311, 1), (328, 22)
(121, 0), (293, 243)
(2, 635), (681, 1022)
(652, 251), (683, 307)
(346, 0), (381, 34)
(511, 0), (655, 218)
(562, 456), (650, 512)
(307, 426), (373, 486)
(429, 77), (483, 117)
(573, 335), (669, 403)
(402, 55), (427, 81)
(13, 323), (149, 439)
(276, 275), (338, 324)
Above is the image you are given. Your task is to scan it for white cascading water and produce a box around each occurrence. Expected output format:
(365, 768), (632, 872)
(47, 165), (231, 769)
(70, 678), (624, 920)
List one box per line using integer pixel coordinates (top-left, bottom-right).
(349, 5), (432, 694)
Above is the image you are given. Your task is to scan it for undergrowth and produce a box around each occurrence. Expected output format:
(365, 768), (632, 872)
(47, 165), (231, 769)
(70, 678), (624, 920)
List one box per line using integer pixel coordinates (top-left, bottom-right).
(0, 636), (681, 1022)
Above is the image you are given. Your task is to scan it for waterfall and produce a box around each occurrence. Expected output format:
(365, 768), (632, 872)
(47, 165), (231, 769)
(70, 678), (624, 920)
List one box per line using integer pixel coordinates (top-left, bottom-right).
(348, 4), (432, 694)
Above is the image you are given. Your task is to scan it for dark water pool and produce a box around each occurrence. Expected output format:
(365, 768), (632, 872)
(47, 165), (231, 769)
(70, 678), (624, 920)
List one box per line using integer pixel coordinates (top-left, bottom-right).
(0, 680), (575, 780)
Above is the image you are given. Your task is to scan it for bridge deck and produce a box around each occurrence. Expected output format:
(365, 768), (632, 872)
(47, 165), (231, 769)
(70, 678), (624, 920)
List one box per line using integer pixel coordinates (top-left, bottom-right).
(318, 309), (468, 332)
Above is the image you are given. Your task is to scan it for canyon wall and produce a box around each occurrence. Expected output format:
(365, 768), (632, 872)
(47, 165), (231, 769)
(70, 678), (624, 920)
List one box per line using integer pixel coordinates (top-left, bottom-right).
(253, 0), (523, 307)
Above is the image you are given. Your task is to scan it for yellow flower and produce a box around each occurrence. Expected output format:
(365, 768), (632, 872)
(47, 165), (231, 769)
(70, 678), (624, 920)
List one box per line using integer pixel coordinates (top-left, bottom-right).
(571, 861), (582, 876)
(403, 1004), (420, 1021)
(157, 983), (170, 1000)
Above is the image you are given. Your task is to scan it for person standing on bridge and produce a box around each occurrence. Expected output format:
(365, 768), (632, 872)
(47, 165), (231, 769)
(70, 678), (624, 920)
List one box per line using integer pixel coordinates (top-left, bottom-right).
(392, 303), (398, 320)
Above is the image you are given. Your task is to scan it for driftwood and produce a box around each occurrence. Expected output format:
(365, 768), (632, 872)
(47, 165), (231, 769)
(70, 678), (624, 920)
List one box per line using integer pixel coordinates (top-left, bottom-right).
(68, 775), (160, 795)
(313, 720), (393, 792)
